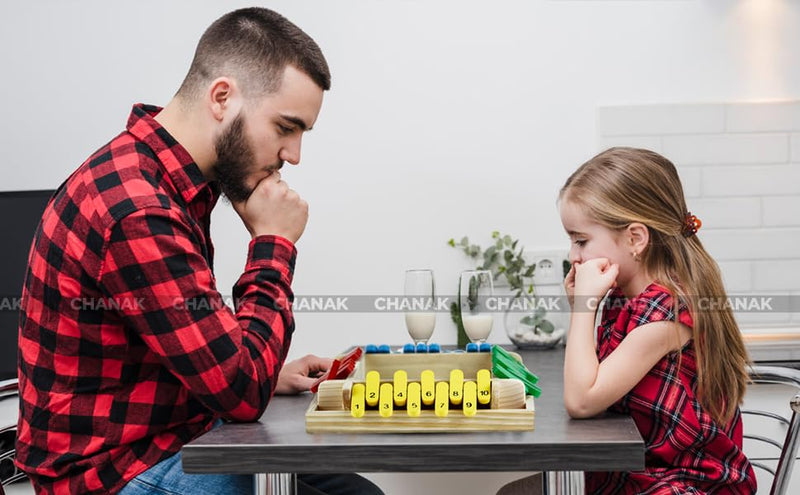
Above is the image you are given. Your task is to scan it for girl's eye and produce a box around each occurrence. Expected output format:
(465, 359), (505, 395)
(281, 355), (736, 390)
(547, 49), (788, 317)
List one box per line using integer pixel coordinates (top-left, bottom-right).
(574, 239), (587, 247)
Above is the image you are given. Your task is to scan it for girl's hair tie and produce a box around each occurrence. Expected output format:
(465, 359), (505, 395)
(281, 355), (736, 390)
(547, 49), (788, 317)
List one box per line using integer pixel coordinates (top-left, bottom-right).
(682, 212), (702, 237)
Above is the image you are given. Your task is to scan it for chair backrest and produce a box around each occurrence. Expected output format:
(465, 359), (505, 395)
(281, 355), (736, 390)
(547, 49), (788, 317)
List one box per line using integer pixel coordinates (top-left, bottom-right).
(745, 366), (800, 495)
(0, 190), (55, 381)
(0, 379), (25, 490)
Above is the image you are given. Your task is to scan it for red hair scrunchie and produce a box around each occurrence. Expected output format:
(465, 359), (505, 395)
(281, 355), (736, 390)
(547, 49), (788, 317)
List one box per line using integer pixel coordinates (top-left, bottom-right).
(682, 212), (702, 237)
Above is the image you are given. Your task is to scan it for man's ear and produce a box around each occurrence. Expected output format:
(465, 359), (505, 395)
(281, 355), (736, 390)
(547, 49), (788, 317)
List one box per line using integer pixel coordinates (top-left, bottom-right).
(627, 222), (650, 255)
(207, 77), (240, 122)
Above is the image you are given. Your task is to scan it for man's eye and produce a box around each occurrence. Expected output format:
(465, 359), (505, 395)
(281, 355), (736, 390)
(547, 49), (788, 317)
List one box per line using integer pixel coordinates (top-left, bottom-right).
(277, 124), (294, 135)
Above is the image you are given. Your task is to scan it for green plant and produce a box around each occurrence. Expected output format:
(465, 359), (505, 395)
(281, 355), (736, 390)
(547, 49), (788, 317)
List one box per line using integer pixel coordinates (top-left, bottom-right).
(448, 231), (557, 346)
(448, 231), (535, 298)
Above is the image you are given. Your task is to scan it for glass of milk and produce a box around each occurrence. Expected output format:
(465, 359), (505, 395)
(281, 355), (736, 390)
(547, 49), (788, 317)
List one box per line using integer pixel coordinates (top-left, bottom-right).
(404, 269), (436, 344)
(459, 270), (494, 344)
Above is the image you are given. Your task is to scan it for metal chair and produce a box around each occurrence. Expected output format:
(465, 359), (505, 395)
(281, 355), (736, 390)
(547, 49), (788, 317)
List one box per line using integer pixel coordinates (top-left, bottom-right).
(744, 366), (800, 495)
(0, 378), (26, 495)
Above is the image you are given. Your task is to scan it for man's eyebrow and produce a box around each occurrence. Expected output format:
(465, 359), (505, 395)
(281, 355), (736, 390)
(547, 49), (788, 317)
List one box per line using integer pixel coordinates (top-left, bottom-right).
(281, 114), (312, 131)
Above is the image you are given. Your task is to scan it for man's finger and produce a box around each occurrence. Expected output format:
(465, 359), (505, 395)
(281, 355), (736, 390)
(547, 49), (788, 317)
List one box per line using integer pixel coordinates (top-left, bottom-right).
(302, 355), (333, 373)
(287, 375), (317, 393)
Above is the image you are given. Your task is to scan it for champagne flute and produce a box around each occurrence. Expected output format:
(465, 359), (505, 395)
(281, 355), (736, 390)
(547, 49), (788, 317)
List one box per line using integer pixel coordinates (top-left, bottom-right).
(404, 269), (436, 345)
(459, 270), (494, 344)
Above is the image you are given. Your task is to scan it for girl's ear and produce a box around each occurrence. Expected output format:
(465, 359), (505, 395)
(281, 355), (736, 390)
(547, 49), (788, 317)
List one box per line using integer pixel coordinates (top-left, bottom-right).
(627, 222), (649, 254)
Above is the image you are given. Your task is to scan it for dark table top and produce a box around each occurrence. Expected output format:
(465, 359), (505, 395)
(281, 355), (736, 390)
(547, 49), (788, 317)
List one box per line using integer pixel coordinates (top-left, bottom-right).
(182, 346), (645, 474)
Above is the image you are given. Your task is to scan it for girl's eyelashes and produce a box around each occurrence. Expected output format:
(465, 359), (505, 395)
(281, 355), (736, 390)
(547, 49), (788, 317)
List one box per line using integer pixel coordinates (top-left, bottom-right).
(573, 239), (587, 247)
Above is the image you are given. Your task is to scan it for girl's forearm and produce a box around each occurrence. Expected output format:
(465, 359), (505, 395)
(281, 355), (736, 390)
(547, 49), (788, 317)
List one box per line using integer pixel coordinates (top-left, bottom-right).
(563, 310), (600, 417)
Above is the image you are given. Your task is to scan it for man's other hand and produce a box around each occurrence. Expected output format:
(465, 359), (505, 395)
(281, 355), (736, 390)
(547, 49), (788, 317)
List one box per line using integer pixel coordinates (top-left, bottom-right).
(274, 354), (333, 395)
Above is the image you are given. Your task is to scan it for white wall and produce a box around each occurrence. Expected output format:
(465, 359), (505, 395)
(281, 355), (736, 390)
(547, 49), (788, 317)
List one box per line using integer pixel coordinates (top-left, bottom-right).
(2, 0), (799, 361)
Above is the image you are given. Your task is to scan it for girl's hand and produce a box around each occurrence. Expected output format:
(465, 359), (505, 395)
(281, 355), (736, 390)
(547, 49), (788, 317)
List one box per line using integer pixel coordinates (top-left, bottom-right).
(564, 263), (577, 308)
(573, 258), (618, 306)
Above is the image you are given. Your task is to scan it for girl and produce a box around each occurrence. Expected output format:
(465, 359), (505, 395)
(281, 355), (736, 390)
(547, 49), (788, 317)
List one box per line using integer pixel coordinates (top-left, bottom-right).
(559, 147), (756, 494)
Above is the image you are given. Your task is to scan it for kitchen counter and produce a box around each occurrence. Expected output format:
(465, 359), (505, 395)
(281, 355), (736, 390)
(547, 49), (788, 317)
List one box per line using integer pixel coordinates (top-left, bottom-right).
(744, 330), (800, 364)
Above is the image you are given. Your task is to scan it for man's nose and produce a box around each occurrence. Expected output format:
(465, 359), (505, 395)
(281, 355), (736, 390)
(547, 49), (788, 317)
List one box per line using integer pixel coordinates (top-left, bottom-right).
(280, 135), (302, 165)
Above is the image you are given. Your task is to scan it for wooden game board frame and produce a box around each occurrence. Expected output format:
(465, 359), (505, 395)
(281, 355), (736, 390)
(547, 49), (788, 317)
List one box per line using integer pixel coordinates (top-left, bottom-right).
(305, 351), (535, 433)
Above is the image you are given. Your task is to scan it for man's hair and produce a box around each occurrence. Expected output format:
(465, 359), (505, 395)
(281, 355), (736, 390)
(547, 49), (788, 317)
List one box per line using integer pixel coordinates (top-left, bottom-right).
(177, 7), (330, 100)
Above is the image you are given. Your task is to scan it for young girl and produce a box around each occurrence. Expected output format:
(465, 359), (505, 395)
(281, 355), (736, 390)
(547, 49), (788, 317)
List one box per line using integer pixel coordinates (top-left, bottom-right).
(559, 147), (756, 494)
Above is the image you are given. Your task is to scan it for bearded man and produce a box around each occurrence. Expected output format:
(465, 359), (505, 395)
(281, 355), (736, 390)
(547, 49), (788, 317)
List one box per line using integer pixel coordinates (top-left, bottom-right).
(15, 7), (382, 495)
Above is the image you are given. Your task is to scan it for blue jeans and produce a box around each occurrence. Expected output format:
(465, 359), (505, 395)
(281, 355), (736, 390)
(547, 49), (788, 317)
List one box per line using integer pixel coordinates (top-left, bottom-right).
(117, 449), (383, 495)
(118, 449), (383, 495)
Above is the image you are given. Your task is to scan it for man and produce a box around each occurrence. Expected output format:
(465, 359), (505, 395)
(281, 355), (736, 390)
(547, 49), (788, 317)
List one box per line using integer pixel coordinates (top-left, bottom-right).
(15, 8), (382, 495)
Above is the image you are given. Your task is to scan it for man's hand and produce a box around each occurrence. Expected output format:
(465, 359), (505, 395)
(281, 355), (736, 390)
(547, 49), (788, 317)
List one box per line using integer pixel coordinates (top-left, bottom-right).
(232, 171), (309, 243)
(274, 354), (333, 395)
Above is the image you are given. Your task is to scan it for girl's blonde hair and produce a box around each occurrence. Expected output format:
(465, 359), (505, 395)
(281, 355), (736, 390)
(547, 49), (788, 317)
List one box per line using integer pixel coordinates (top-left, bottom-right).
(560, 147), (749, 425)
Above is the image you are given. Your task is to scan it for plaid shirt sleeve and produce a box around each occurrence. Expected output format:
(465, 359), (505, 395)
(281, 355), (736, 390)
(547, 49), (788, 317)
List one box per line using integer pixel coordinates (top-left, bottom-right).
(99, 206), (295, 421)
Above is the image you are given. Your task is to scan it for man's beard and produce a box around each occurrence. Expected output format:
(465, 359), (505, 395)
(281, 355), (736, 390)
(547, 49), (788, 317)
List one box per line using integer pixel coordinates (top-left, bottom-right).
(213, 114), (256, 203)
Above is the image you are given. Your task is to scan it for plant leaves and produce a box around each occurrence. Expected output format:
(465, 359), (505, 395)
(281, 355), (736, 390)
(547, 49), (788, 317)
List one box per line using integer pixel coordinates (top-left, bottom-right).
(484, 246), (497, 261)
(537, 320), (555, 334)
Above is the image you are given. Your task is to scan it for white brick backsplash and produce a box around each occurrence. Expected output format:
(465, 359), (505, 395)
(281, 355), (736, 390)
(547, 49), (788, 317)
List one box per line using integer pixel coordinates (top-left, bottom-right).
(687, 197), (761, 228)
(678, 167), (702, 198)
(793, 292), (800, 324)
(763, 196), (800, 227)
(731, 291), (792, 325)
(597, 135), (662, 152)
(597, 101), (800, 326)
(703, 164), (800, 196)
(717, 261), (752, 292)
(663, 134), (789, 165)
(753, 260), (800, 291)
(598, 104), (724, 136)
(700, 228), (800, 261)
(736, 309), (791, 326)
(726, 101), (800, 132)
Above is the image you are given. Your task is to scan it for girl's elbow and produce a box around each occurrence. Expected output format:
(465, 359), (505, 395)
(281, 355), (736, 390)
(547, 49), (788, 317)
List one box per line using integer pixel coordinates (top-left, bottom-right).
(566, 405), (596, 419)
(564, 395), (600, 419)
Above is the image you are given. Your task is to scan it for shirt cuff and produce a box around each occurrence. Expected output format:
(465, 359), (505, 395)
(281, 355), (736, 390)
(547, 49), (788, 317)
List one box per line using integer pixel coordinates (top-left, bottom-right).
(247, 235), (297, 267)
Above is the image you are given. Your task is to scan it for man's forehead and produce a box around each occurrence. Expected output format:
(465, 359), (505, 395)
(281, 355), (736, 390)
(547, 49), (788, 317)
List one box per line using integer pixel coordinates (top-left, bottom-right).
(250, 68), (323, 125)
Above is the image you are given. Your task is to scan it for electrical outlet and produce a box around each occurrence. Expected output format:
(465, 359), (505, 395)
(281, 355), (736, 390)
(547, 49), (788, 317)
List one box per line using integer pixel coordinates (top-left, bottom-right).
(522, 250), (569, 285)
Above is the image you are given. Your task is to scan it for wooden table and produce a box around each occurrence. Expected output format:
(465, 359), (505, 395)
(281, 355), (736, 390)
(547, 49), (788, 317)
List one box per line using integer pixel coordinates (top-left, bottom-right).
(181, 347), (644, 494)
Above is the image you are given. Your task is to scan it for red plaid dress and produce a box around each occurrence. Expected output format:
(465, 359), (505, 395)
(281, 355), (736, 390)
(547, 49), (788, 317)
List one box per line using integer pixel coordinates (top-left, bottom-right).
(586, 283), (756, 494)
(16, 104), (296, 494)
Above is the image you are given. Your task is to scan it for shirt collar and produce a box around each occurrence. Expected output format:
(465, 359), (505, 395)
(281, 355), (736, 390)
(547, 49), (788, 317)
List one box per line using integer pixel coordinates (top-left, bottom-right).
(126, 103), (218, 207)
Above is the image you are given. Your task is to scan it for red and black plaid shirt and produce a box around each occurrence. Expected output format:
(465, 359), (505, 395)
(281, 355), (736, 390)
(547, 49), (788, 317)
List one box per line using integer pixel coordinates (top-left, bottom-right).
(586, 283), (756, 494)
(16, 104), (296, 494)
